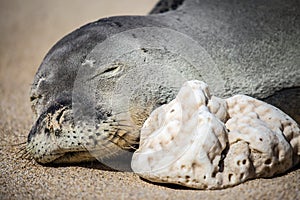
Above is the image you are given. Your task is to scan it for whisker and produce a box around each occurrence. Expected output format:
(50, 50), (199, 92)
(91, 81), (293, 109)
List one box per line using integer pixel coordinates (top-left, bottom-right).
(13, 147), (27, 157)
(111, 119), (129, 123)
(25, 152), (34, 160)
(6, 141), (27, 147)
(24, 157), (34, 166)
(9, 135), (27, 138)
(109, 129), (139, 150)
(115, 124), (133, 128)
(17, 149), (30, 159)
(21, 151), (31, 159)
(111, 110), (129, 116)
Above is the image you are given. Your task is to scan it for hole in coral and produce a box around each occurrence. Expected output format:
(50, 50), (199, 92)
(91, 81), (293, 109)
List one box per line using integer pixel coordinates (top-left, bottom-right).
(264, 159), (272, 165)
(240, 173), (244, 180)
(237, 160), (241, 166)
(259, 138), (263, 141)
(212, 172), (216, 178)
(218, 142), (229, 172)
(228, 174), (233, 182)
(203, 175), (206, 179)
(242, 159), (247, 165)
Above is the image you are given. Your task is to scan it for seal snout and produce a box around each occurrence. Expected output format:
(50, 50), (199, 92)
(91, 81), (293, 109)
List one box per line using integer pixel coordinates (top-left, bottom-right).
(27, 100), (77, 163)
(26, 99), (141, 164)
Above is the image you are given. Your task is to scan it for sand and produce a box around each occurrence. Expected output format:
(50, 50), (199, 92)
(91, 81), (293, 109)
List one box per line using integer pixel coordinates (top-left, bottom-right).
(0, 0), (299, 199)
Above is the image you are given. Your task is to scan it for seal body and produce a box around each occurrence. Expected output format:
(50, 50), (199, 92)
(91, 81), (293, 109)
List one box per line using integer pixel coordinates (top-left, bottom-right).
(28, 0), (300, 165)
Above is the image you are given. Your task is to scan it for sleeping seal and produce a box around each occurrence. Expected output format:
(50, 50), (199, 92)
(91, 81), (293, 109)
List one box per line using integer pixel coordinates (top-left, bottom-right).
(27, 0), (300, 169)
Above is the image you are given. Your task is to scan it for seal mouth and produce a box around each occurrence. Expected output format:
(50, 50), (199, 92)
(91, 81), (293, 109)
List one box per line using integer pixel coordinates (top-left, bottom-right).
(50, 151), (97, 164)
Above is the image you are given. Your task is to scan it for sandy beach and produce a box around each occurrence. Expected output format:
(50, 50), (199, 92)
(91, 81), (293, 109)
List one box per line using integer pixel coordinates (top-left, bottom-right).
(0, 0), (299, 199)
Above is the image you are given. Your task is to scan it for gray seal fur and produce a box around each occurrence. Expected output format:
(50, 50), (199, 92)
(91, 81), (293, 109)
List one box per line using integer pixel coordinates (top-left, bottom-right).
(27, 0), (300, 165)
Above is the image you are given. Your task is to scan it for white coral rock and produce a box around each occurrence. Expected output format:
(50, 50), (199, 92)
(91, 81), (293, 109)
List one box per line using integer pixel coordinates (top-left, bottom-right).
(131, 80), (300, 189)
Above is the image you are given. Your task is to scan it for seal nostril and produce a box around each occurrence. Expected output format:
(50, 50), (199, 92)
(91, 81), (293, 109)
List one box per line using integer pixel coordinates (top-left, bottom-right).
(44, 128), (50, 135)
(56, 107), (67, 122)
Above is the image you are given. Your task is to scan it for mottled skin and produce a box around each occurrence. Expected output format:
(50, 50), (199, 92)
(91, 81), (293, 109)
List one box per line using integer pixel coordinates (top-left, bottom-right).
(28, 0), (300, 165)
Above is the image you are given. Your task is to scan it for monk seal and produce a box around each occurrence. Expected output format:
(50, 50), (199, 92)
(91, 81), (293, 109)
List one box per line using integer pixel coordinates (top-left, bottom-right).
(26, 0), (300, 170)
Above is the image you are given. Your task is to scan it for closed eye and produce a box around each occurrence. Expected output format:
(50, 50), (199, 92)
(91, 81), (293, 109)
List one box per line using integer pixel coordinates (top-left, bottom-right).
(102, 66), (119, 74)
(89, 64), (123, 81)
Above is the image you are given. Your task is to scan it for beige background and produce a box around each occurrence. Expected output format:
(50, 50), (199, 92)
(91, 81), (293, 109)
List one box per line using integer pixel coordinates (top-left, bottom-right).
(0, 0), (299, 199)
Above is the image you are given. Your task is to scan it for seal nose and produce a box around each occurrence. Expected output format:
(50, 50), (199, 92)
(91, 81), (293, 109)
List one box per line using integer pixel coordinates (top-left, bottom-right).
(27, 99), (72, 142)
